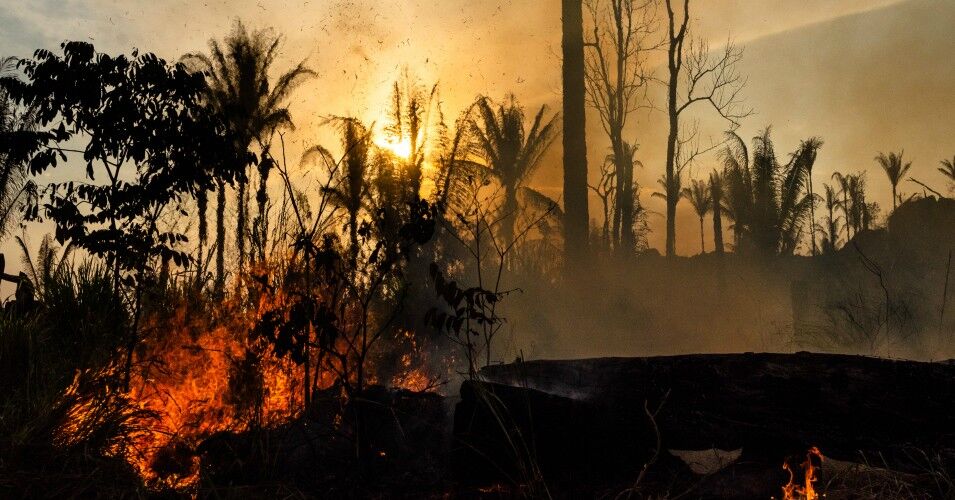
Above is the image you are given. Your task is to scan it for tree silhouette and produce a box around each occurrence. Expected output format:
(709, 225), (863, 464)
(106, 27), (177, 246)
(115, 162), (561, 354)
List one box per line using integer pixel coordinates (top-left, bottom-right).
(833, 170), (877, 237)
(562, 0), (590, 268)
(583, 0), (656, 253)
(875, 150), (912, 211)
(709, 170), (725, 254)
(799, 137), (823, 255)
(469, 95), (559, 249)
(383, 74), (436, 203)
(185, 19), (313, 289)
(939, 156), (955, 194)
(815, 183), (843, 254)
(604, 141), (642, 250)
(0, 57), (38, 241)
(14, 234), (73, 293)
(720, 128), (818, 255)
(304, 117), (373, 259)
(1, 41), (244, 385)
(589, 153), (617, 248)
(682, 178), (711, 254)
(831, 171), (854, 240)
(662, 0), (749, 257)
(652, 170), (683, 209)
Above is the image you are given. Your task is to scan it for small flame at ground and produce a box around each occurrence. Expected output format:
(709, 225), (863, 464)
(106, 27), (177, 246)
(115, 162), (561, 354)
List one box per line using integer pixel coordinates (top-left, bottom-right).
(779, 446), (824, 500)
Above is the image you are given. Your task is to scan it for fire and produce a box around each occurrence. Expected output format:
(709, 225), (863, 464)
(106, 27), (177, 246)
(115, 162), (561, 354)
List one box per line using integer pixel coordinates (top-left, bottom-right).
(779, 446), (824, 500)
(391, 329), (444, 392)
(103, 270), (448, 491)
(125, 295), (304, 489)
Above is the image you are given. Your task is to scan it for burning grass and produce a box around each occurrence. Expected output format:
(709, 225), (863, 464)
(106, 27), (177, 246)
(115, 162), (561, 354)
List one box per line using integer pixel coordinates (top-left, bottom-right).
(119, 271), (450, 492)
(127, 294), (304, 489)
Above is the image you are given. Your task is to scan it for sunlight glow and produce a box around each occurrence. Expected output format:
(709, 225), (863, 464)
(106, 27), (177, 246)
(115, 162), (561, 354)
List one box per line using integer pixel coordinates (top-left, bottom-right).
(375, 135), (413, 160)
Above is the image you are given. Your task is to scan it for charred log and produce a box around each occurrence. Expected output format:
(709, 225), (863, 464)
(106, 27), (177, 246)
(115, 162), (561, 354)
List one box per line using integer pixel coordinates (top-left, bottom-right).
(457, 352), (955, 489)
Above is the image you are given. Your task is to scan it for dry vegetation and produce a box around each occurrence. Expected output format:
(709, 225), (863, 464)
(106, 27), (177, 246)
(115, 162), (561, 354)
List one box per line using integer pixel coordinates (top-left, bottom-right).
(0, 4), (954, 498)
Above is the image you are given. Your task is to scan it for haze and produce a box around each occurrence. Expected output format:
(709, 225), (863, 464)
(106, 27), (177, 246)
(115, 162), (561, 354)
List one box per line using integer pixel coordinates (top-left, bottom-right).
(2, 0), (952, 257)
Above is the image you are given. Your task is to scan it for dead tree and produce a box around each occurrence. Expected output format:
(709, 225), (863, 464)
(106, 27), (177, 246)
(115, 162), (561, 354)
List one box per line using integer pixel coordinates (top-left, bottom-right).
(589, 155), (617, 248)
(663, 0), (750, 256)
(584, 0), (658, 254)
(562, 0), (591, 269)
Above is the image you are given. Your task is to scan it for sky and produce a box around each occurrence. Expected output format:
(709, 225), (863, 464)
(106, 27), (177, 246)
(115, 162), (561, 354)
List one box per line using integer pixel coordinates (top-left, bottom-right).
(1, 0), (953, 267)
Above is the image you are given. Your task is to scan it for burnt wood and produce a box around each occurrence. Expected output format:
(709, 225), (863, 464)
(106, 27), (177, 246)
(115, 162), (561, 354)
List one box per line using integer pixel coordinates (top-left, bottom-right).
(455, 352), (955, 488)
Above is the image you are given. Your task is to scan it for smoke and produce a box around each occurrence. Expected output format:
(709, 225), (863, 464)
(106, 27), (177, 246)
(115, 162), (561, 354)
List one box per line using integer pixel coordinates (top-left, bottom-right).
(2, 0), (954, 360)
(490, 197), (955, 364)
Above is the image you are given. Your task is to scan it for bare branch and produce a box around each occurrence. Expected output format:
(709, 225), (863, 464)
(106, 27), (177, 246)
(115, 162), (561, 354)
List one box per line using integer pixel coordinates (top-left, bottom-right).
(677, 36), (752, 128)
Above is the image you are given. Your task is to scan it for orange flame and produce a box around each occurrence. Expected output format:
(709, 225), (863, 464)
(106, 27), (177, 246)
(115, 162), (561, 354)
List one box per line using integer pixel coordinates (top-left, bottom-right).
(780, 446), (824, 500)
(124, 296), (305, 489)
(110, 270), (449, 491)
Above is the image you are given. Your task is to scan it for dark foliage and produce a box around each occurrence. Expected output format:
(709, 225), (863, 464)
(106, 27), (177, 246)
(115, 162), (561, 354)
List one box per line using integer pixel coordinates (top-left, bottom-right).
(0, 41), (248, 283)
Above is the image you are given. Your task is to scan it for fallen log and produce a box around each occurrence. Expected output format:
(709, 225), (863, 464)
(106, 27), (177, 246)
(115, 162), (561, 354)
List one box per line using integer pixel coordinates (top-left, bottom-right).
(454, 352), (955, 490)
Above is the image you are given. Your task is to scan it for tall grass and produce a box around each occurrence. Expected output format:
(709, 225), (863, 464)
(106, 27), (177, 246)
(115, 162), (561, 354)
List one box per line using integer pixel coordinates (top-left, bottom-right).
(0, 257), (148, 497)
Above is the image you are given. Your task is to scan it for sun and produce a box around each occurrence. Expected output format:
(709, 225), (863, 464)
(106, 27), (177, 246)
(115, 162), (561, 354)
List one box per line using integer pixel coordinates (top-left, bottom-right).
(375, 135), (413, 160)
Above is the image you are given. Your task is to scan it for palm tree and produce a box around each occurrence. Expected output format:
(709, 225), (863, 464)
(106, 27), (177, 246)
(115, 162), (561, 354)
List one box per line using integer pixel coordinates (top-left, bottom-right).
(652, 169), (684, 205)
(831, 171), (853, 240)
(709, 170), (725, 255)
(875, 150), (912, 211)
(305, 117), (373, 258)
(185, 19), (313, 288)
(682, 178), (712, 254)
(794, 137), (823, 255)
(834, 171), (876, 236)
(15, 234), (74, 293)
(939, 156), (955, 194)
(815, 183), (843, 254)
(651, 169), (683, 250)
(720, 136), (750, 251)
(0, 57), (37, 241)
(605, 141), (641, 250)
(652, 170), (683, 204)
(383, 75), (436, 203)
(720, 128), (818, 255)
(470, 95), (560, 248)
(782, 137), (824, 254)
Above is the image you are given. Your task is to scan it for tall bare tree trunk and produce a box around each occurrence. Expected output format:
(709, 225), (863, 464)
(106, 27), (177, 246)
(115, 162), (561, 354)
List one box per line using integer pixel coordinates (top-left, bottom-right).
(256, 157), (272, 262)
(808, 174), (816, 256)
(665, 51), (679, 257)
(613, 2), (634, 254)
(502, 184), (518, 251)
(562, 0), (589, 268)
(611, 170), (622, 249)
(664, 0), (686, 257)
(197, 189), (208, 279)
(618, 151), (634, 253)
(663, 0), (748, 256)
(215, 178), (226, 294)
(712, 195), (724, 255)
(236, 178), (247, 278)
